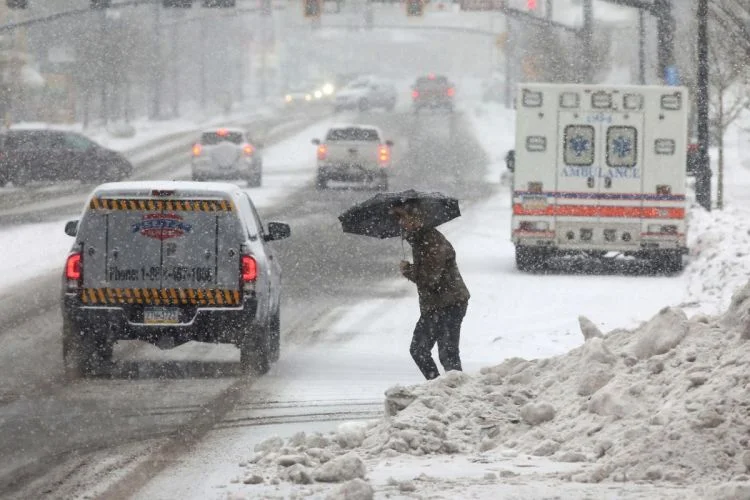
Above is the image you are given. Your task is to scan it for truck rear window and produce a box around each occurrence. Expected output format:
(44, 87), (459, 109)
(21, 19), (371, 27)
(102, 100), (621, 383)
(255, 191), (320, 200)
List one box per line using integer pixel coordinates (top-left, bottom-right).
(606, 126), (638, 168)
(563, 125), (595, 166)
(201, 132), (243, 145)
(326, 128), (380, 142)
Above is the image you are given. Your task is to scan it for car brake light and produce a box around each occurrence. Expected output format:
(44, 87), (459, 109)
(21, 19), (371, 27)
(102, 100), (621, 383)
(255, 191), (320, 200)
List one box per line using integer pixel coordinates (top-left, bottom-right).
(192, 144), (202, 156)
(447, 87), (455, 97)
(243, 144), (254, 156)
(241, 255), (257, 282)
(378, 144), (390, 165)
(412, 90), (419, 99)
(317, 144), (328, 161)
(66, 252), (82, 282)
(217, 128), (228, 136)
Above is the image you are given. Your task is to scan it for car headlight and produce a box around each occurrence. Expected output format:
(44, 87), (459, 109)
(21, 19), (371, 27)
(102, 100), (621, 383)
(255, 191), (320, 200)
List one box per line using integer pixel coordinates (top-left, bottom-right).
(314, 90), (323, 99)
(305, 94), (312, 101)
(322, 83), (335, 95)
(285, 95), (292, 103)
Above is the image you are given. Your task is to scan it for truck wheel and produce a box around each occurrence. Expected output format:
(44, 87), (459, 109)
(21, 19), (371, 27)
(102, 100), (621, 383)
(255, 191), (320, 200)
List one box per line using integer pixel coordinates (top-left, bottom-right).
(654, 250), (683, 274)
(375, 174), (388, 191)
(247, 171), (262, 188)
(63, 321), (113, 379)
(240, 325), (270, 375)
(315, 173), (328, 190)
(269, 311), (280, 363)
(515, 246), (548, 272)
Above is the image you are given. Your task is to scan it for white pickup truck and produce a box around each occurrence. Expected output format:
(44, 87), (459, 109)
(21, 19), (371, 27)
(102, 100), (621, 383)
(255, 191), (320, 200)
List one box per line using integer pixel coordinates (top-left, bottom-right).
(312, 124), (394, 190)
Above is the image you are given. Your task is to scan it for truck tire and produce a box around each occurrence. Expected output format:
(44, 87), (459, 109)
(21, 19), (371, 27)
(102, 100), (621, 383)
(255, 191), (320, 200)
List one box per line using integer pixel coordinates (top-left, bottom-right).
(269, 311), (280, 363)
(375, 173), (388, 191)
(315, 172), (328, 190)
(240, 325), (270, 375)
(515, 246), (548, 272)
(62, 321), (113, 379)
(247, 170), (262, 188)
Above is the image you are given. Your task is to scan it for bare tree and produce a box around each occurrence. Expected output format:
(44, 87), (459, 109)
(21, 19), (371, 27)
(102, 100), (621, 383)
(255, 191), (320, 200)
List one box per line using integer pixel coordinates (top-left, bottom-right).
(707, 0), (750, 209)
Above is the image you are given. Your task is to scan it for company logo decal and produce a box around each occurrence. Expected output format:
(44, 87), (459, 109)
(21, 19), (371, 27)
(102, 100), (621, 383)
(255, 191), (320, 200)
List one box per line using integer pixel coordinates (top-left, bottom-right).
(132, 213), (192, 240)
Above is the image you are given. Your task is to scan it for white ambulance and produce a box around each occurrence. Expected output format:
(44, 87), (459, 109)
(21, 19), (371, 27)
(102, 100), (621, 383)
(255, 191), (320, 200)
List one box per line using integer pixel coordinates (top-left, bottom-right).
(511, 83), (689, 273)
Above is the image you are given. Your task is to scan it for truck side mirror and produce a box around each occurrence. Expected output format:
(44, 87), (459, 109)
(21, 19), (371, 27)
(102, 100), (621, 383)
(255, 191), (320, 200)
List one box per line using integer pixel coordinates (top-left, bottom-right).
(64, 220), (78, 237)
(311, 138), (321, 145)
(385, 140), (394, 147)
(265, 222), (291, 241)
(505, 150), (515, 172)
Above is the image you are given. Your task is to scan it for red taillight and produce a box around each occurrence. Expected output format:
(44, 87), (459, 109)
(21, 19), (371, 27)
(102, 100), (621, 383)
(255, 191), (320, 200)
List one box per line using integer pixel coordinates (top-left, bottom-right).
(243, 144), (254, 156)
(446, 87), (455, 97)
(317, 144), (328, 161)
(192, 144), (202, 156)
(412, 90), (419, 99)
(241, 255), (257, 282)
(378, 144), (390, 165)
(66, 252), (82, 281)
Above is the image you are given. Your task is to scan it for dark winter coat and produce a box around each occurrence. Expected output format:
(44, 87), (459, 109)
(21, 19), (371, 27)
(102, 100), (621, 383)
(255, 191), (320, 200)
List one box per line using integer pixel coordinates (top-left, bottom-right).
(402, 227), (470, 313)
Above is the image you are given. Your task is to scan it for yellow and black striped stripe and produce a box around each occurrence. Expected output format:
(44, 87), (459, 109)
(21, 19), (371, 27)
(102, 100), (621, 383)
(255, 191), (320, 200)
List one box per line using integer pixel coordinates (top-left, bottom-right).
(80, 288), (241, 306)
(89, 198), (234, 212)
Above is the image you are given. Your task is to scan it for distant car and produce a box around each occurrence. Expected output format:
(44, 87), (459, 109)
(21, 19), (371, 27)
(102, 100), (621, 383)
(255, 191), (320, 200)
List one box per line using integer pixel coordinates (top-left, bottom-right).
(312, 124), (394, 190)
(411, 74), (455, 113)
(61, 181), (291, 377)
(0, 129), (132, 187)
(191, 128), (263, 187)
(283, 82), (314, 107)
(333, 79), (398, 113)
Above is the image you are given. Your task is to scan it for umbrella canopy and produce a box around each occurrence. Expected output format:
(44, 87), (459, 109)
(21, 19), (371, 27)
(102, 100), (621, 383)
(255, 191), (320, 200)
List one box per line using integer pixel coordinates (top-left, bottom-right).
(338, 189), (461, 239)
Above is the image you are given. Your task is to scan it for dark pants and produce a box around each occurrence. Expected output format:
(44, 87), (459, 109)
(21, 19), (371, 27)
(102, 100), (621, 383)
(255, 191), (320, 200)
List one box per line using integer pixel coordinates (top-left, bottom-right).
(409, 302), (468, 380)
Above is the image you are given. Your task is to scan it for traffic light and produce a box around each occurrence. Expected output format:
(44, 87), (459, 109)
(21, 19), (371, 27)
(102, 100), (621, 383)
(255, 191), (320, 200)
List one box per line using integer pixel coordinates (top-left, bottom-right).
(90, 0), (112, 8)
(163, 0), (193, 6)
(405, 0), (423, 16)
(6, 0), (27, 9)
(202, 0), (236, 6)
(303, 0), (321, 18)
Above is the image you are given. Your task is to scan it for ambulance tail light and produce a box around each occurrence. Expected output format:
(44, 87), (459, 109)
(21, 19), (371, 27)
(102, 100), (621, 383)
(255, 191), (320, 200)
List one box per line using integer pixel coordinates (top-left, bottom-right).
(656, 185), (672, 196)
(518, 221), (549, 232)
(527, 182), (543, 193)
(242, 144), (254, 156)
(65, 252), (82, 290)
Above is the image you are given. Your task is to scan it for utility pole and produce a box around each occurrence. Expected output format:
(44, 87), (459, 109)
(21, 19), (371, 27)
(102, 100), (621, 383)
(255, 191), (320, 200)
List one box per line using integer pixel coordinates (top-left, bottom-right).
(170, 10), (181, 117)
(200, 14), (206, 110)
(545, 0), (551, 19)
(99, 8), (108, 124)
(695, 0), (711, 211)
(151, 2), (162, 119)
(654, 0), (674, 83)
(638, 9), (645, 84)
(581, 0), (594, 83)
(504, 20), (514, 109)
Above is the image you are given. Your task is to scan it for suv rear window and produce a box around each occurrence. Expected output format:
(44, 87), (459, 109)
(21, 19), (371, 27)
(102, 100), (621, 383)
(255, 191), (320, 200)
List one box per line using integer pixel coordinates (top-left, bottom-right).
(201, 131), (243, 145)
(415, 76), (449, 89)
(326, 128), (380, 142)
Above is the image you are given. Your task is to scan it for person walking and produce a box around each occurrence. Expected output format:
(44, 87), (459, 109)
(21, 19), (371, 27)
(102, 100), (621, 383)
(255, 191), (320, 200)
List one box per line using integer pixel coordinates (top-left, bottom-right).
(392, 202), (470, 380)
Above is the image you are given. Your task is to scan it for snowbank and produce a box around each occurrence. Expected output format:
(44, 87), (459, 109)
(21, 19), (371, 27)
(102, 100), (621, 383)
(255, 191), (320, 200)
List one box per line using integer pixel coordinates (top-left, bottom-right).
(235, 280), (750, 497)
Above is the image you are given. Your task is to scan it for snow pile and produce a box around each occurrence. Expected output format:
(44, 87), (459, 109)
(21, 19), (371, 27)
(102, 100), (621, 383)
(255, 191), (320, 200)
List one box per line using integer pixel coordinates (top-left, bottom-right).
(239, 280), (750, 494)
(685, 202), (750, 314)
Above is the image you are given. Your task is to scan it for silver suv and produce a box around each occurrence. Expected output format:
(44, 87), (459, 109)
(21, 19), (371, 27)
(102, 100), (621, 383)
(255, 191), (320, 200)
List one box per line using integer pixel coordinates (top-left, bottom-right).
(61, 181), (290, 377)
(191, 128), (264, 187)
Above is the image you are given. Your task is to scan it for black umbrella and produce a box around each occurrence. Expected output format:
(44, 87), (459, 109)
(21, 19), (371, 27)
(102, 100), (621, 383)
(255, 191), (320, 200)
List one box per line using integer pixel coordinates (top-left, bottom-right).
(338, 189), (461, 239)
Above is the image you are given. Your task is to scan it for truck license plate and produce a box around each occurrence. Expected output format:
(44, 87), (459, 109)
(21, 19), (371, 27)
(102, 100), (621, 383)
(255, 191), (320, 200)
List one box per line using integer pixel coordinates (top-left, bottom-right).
(144, 307), (180, 325)
(521, 195), (548, 210)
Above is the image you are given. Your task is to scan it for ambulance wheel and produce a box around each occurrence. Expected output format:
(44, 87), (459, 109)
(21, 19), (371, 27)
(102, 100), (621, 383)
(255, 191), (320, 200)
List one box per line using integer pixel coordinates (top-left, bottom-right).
(63, 320), (113, 379)
(515, 246), (547, 272)
(655, 250), (683, 275)
(240, 325), (270, 375)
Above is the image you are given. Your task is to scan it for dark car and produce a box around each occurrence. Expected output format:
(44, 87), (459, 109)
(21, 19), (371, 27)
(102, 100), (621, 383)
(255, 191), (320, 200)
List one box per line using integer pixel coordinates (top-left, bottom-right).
(0, 130), (133, 187)
(411, 74), (455, 113)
